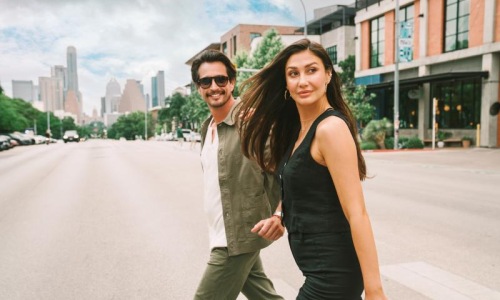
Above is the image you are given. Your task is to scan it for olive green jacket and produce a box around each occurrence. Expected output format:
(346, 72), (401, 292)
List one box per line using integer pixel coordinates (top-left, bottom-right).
(200, 100), (280, 256)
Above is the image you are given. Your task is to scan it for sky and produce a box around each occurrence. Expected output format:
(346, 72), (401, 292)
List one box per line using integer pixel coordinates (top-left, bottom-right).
(0, 0), (352, 115)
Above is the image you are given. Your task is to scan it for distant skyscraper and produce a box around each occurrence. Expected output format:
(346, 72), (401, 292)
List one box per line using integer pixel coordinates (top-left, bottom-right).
(66, 46), (79, 93)
(39, 76), (64, 111)
(151, 71), (165, 108)
(105, 78), (121, 114)
(12, 80), (35, 102)
(119, 79), (146, 113)
(51, 65), (67, 92)
(65, 46), (82, 123)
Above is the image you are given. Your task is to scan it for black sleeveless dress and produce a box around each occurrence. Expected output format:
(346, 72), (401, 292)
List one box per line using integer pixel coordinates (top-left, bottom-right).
(278, 109), (363, 300)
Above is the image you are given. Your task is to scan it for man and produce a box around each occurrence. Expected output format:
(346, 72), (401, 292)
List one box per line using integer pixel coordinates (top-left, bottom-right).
(191, 49), (284, 300)
(176, 125), (184, 147)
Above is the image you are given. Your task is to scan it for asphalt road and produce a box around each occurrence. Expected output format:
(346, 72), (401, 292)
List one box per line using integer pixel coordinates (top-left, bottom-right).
(0, 140), (499, 300)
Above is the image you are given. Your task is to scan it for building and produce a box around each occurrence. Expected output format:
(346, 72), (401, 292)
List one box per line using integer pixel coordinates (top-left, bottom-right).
(151, 71), (165, 108)
(66, 46), (82, 122)
(220, 24), (300, 59)
(119, 79), (146, 113)
(354, 0), (500, 147)
(39, 76), (64, 112)
(302, 4), (357, 67)
(11, 80), (35, 102)
(104, 78), (121, 114)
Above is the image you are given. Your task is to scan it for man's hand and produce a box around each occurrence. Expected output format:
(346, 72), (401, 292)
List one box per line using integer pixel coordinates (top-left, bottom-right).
(251, 217), (284, 241)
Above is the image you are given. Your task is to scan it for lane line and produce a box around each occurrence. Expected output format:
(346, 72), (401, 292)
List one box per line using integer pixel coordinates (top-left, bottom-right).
(381, 261), (500, 300)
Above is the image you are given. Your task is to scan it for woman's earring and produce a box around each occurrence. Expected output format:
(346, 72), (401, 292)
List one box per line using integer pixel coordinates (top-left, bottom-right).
(284, 89), (289, 100)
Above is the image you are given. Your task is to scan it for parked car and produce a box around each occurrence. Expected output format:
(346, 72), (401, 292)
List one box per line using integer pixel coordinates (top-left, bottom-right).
(7, 132), (34, 145)
(181, 129), (201, 142)
(0, 135), (12, 151)
(63, 130), (79, 143)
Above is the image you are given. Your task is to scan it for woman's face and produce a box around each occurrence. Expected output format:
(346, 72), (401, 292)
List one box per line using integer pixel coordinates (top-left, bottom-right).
(285, 50), (331, 107)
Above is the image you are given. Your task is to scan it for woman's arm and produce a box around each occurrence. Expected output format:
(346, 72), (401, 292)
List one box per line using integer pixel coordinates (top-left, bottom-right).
(314, 117), (387, 299)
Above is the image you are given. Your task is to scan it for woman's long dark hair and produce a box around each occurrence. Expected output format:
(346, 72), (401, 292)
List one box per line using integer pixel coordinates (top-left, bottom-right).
(238, 38), (366, 180)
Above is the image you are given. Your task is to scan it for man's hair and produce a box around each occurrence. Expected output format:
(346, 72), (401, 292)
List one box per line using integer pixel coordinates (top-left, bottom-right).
(191, 50), (237, 84)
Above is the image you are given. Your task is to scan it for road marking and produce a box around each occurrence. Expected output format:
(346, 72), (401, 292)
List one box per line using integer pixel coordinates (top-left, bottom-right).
(381, 261), (500, 300)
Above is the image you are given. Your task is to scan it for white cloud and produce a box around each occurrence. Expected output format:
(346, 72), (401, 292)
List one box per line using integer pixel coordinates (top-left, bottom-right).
(0, 0), (351, 115)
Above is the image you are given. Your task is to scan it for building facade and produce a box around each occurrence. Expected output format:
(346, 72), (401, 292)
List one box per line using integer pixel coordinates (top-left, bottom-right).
(11, 80), (35, 102)
(354, 0), (500, 147)
(220, 24), (300, 59)
(151, 70), (165, 108)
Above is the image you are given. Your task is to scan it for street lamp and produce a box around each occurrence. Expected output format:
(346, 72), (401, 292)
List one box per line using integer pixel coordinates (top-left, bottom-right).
(299, 0), (307, 37)
(394, 0), (400, 149)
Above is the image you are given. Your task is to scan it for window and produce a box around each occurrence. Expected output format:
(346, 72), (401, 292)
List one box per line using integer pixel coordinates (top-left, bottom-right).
(222, 42), (227, 54)
(250, 32), (261, 42)
(444, 0), (469, 52)
(233, 36), (237, 55)
(370, 16), (385, 68)
(430, 78), (481, 129)
(326, 45), (337, 65)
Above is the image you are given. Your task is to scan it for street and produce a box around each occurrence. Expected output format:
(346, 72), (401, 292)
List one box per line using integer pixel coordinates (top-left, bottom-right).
(0, 140), (499, 300)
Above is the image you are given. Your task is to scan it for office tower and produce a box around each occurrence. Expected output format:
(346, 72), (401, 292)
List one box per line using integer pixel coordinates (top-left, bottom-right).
(66, 46), (79, 93)
(11, 80), (35, 102)
(105, 78), (121, 114)
(151, 70), (165, 108)
(119, 79), (146, 113)
(39, 76), (64, 111)
(51, 65), (67, 92)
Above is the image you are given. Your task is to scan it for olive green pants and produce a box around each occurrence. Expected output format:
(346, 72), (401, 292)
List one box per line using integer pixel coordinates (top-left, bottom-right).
(194, 248), (283, 300)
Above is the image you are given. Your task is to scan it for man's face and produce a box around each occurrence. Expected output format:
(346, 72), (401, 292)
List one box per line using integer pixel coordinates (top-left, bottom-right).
(197, 61), (234, 109)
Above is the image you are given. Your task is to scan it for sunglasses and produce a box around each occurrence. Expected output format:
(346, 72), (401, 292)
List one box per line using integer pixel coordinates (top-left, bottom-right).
(197, 76), (229, 89)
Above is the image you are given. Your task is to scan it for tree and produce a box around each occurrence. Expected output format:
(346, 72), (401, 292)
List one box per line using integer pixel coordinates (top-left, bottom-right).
(234, 28), (284, 96)
(107, 112), (152, 140)
(338, 55), (375, 127)
(181, 93), (210, 129)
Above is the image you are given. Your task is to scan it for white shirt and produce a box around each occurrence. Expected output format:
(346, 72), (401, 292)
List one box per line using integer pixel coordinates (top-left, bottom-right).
(200, 121), (227, 249)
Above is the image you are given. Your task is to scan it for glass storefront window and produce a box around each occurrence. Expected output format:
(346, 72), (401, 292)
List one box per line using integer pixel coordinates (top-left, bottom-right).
(430, 78), (481, 129)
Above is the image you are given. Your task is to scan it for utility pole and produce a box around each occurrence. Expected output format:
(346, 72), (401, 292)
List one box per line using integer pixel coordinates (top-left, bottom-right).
(394, 0), (400, 149)
(300, 0), (307, 37)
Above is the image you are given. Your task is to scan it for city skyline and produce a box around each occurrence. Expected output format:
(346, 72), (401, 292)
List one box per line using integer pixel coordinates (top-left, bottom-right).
(0, 0), (352, 115)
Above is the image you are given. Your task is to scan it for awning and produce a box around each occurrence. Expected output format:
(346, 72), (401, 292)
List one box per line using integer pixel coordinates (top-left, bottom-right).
(365, 71), (489, 90)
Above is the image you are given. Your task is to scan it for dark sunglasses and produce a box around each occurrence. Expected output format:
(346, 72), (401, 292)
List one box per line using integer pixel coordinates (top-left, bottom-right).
(197, 76), (229, 89)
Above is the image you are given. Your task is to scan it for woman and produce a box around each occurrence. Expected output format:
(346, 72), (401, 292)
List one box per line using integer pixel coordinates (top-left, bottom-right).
(238, 39), (387, 300)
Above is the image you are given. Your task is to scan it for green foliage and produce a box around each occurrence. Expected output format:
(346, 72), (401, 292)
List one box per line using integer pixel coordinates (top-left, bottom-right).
(338, 55), (355, 88)
(362, 118), (393, 149)
(360, 141), (377, 150)
(405, 136), (424, 149)
(234, 28), (284, 96)
(461, 136), (474, 142)
(338, 55), (375, 127)
(107, 111), (153, 140)
(181, 92), (210, 129)
(0, 84), (3, 95)
(385, 136), (424, 149)
(0, 95), (42, 133)
(342, 85), (375, 127)
(437, 131), (452, 141)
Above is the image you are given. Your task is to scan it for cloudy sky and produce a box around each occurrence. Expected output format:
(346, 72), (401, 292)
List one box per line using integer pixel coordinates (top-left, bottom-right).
(0, 0), (351, 115)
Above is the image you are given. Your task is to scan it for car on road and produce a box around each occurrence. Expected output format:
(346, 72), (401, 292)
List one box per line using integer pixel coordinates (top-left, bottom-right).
(182, 129), (201, 142)
(63, 130), (79, 143)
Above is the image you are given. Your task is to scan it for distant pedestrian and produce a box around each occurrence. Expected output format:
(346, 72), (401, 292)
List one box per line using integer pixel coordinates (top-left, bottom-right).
(190, 129), (197, 150)
(176, 125), (184, 147)
(45, 129), (51, 145)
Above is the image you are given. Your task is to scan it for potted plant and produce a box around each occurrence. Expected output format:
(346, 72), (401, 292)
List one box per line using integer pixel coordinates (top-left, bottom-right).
(436, 131), (452, 148)
(461, 136), (473, 148)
